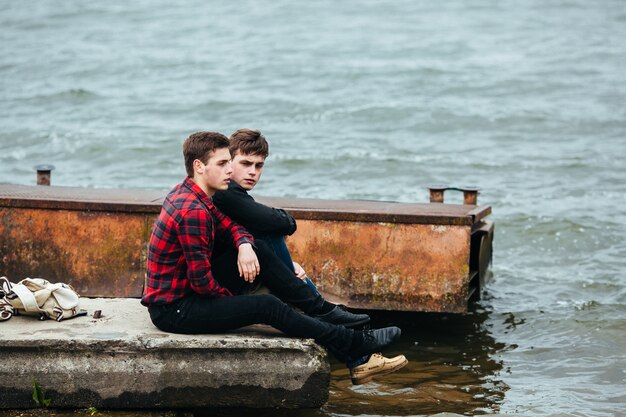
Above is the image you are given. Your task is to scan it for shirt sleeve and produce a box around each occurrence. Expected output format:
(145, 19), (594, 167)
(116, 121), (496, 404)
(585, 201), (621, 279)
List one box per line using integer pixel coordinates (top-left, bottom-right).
(178, 208), (232, 297)
(210, 204), (255, 249)
(213, 186), (297, 236)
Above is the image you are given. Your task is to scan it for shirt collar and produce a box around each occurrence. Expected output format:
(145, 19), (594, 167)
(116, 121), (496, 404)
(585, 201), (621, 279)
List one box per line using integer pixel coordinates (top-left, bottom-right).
(182, 177), (215, 208)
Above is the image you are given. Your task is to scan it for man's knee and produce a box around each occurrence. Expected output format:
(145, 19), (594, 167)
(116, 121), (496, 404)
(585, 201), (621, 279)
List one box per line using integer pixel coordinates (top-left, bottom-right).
(254, 239), (271, 254)
(253, 294), (290, 318)
(253, 240), (278, 263)
(254, 293), (281, 306)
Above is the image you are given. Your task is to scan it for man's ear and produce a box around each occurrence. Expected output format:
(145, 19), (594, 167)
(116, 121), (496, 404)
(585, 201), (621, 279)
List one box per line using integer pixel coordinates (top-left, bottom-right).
(193, 159), (204, 174)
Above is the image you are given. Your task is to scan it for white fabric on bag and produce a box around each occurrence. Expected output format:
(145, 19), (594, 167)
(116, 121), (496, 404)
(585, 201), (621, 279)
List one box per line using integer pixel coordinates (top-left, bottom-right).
(1, 277), (82, 321)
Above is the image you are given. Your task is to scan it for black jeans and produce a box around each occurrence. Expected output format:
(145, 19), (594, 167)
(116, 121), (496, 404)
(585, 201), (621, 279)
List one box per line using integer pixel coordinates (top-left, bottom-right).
(148, 240), (355, 362)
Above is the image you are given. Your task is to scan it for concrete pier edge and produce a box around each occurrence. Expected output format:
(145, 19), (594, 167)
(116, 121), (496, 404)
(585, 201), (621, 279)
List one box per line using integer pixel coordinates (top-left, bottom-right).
(0, 298), (330, 409)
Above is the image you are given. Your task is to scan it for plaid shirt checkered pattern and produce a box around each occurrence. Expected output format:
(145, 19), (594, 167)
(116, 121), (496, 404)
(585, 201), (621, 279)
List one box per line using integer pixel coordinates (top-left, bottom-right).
(141, 177), (254, 306)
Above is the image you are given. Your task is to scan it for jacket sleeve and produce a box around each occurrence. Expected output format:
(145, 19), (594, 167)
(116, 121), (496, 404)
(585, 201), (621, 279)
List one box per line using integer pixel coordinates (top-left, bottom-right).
(210, 204), (255, 249)
(213, 186), (297, 236)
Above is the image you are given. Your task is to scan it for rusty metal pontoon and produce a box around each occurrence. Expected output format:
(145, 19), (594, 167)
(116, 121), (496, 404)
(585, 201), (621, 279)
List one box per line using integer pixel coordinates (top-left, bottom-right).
(0, 183), (493, 313)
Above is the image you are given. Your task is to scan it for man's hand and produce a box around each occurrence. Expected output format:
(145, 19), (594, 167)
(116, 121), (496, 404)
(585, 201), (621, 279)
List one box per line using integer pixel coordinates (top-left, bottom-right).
(238, 243), (260, 282)
(293, 262), (307, 280)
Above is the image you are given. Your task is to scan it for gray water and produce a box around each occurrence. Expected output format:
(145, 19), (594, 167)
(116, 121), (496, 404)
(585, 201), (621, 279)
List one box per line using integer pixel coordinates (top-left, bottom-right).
(1, 0), (626, 415)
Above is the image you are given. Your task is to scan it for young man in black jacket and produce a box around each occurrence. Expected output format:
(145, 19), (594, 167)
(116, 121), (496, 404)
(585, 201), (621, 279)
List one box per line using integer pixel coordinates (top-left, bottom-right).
(212, 129), (321, 298)
(213, 128), (408, 384)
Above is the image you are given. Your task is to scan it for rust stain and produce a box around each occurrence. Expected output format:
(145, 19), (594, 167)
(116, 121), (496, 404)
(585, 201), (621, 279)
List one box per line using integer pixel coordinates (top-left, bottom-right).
(0, 208), (149, 297)
(288, 220), (471, 312)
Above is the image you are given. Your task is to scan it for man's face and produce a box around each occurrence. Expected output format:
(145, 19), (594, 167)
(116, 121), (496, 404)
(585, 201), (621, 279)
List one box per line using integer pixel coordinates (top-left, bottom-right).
(196, 147), (232, 195)
(230, 152), (265, 191)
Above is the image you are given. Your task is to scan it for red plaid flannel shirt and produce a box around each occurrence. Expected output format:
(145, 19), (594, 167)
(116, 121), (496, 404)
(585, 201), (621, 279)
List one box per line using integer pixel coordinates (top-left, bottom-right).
(141, 177), (254, 306)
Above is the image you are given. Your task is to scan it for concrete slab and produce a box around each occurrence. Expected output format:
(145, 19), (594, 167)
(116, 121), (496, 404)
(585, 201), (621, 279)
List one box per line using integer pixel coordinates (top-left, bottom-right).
(0, 298), (330, 409)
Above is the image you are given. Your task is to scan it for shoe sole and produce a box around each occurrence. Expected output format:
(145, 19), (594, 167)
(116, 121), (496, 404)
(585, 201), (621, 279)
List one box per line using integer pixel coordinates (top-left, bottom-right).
(351, 356), (408, 385)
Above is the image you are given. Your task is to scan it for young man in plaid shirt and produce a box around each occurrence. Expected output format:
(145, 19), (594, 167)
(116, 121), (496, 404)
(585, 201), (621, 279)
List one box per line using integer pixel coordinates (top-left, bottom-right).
(142, 131), (406, 384)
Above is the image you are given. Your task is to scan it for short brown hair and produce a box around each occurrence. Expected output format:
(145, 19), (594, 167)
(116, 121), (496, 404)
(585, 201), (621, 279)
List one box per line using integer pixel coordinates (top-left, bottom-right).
(229, 128), (269, 158)
(183, 131), (229, 177)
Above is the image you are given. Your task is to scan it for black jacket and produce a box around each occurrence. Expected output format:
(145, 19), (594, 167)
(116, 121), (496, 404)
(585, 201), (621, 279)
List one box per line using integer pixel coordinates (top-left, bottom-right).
(213, 182), (297, 238)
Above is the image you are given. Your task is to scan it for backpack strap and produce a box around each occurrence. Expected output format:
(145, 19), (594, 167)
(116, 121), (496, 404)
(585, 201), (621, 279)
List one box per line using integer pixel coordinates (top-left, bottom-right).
(0, 277), (14, 321)
(10, 283), (45, 314)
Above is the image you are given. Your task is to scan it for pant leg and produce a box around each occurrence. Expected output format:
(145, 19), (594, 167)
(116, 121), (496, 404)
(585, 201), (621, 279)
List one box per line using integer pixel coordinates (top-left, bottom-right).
(255, 234), (295, 271)
(251, 240), (327, 314)
(203, 241), (325, 315)
(248, 240), (368, 365)
(148, 292), (354, 362)
(256, 235), (321, 296)
(209, 247), (254, 295)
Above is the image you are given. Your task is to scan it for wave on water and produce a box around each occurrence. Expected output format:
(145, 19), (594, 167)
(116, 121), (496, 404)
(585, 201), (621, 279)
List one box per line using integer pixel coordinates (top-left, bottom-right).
(19, 88), (101, 102)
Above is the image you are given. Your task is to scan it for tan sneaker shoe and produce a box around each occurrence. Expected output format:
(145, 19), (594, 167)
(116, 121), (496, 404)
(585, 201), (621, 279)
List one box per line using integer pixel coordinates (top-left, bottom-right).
(349, 352), (408, 385)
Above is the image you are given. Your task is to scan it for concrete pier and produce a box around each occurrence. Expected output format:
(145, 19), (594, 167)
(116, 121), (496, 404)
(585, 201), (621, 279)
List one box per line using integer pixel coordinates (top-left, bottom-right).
(0, 298), (330, 409)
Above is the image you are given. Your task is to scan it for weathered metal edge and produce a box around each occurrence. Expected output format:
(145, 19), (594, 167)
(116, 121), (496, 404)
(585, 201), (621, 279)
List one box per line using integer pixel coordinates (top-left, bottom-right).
(0, 184), (490, 225)
(468, 205), (492, 223)
(0, 197), (158, 214)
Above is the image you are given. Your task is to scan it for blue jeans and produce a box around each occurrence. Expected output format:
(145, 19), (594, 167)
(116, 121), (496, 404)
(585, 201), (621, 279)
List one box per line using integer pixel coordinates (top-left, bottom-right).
(255, 234), (320, 296)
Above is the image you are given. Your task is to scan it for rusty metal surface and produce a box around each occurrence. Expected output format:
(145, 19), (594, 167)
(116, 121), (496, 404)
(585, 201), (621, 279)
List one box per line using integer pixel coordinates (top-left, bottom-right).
(0, 184), (491, 225)
(428, 186), (480, 205)
(288, 220), (472, 313)
(258, 196), (490, 225)
(0, 207), (151, 297)
(0, 184), (493, 312)
(0, 184), (165, 214)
